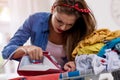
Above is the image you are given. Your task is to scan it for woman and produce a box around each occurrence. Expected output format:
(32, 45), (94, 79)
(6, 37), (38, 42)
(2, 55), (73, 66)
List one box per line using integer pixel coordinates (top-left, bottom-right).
(2, 0), (96, 72)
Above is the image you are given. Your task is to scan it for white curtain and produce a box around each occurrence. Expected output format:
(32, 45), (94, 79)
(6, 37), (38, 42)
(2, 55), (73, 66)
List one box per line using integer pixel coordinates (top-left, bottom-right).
(8, 0), (54, 36)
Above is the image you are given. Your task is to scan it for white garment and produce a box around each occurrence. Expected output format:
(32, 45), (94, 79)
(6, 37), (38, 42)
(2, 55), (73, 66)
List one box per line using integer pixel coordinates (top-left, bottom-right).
(46, 41), (66, 67)
(104, 49), (120, 72)
(75, 49), (120, 75)
(92, 54), (107, 75)
(75, 54), (95, 75)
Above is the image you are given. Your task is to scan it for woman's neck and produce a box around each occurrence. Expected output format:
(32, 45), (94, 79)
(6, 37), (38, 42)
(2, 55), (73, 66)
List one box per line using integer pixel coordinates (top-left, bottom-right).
(49, 23), (63, 45)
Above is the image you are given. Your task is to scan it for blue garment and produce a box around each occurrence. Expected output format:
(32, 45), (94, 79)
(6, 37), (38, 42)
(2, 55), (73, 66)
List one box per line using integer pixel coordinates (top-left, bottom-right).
(2, 12), (51, 59)
(97, 37), (120, 57)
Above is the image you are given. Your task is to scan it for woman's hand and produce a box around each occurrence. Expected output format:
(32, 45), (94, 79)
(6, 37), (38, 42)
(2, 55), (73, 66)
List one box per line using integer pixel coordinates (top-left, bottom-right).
(23, 45), (43, 60)
(13, 45), (43, 60)
(64, 61), (76, 72)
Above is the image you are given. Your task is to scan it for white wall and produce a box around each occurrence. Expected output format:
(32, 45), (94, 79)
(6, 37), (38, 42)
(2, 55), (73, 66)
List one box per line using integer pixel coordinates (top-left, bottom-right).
(86, 0), (120, 30)
(8, 0), (52, 36)
(8, 0), (120, 35)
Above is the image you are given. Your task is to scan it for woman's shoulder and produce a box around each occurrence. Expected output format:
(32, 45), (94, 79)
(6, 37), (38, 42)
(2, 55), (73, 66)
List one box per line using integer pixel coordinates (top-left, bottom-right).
(30, 12), (51, 19)
(26, 12), (50, 31)
(28, 12), (51, 23)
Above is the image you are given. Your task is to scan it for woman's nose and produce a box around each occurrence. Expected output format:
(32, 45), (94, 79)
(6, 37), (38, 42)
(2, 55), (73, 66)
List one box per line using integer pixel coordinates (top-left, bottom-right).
(60, 24), (66, 30)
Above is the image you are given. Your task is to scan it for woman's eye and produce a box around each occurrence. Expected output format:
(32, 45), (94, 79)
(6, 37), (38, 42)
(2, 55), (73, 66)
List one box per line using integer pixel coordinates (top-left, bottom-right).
(57, 19), (62, 23)
(56, 18), (62, 23)
(68, 24), (73, 27)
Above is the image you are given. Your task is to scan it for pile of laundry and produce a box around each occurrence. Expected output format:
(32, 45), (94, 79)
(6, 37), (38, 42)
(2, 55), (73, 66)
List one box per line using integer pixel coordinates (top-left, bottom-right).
(72, 28), (120, 75)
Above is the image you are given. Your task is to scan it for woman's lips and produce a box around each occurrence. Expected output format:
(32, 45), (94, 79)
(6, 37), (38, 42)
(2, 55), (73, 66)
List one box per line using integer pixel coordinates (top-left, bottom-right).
(57, 28), (64, 33)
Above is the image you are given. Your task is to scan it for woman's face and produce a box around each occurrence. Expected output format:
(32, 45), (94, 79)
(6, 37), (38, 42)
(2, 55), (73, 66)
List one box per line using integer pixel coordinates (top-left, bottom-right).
(51, 11), (77, 33)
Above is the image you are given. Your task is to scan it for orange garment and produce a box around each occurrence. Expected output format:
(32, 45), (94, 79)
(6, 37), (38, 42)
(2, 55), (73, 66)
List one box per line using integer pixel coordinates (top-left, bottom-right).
(10, 73), (60, 80)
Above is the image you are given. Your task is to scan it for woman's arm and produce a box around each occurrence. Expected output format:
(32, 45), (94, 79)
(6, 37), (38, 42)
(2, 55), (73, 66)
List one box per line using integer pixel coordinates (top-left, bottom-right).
(12, 45), (43, 60)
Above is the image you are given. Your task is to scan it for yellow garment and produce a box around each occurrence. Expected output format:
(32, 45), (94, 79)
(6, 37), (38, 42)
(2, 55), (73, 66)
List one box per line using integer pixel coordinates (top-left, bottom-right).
(72, 28), (120, 58)
(72, 43), (104, 57)
(79, 29), (120, 47)
(106, 30), (120, 40)
(77, 43), (104, 55)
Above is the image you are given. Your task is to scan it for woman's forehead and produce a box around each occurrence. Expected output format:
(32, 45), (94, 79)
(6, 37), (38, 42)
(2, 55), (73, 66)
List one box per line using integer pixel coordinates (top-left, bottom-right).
(54, 12), (77, 24)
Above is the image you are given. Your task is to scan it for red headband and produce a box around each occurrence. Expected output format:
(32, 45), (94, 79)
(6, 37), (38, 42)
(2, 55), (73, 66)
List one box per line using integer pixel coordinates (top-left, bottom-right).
(61, 3), (90, 13)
